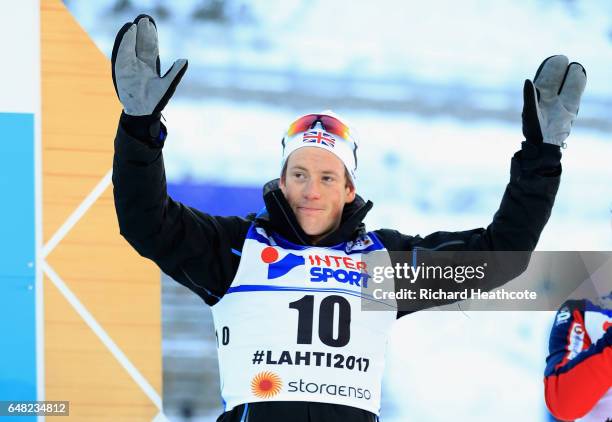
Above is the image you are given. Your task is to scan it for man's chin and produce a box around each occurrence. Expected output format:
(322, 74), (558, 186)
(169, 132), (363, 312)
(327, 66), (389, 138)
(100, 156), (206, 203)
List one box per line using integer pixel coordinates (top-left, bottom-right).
(300, 224), (335, 243)
(295, 214), (339, 242)
(301, 226), (326, 238)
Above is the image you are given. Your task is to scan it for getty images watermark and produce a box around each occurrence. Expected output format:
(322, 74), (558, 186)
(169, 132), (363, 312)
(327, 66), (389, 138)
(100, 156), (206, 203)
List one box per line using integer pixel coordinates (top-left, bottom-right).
(359, 251), (612, 312)
(370, 260), (537, 302)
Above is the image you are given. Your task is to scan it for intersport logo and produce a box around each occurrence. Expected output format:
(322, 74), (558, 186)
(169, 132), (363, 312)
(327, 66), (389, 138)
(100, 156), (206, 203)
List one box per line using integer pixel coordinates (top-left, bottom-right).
(260, 246), (370, 287)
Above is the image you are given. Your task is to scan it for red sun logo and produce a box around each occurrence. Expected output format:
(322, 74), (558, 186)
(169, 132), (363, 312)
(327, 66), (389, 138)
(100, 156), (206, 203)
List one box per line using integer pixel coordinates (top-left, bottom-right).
(261, 246), (279, 263)
(251, 371), (282, 398)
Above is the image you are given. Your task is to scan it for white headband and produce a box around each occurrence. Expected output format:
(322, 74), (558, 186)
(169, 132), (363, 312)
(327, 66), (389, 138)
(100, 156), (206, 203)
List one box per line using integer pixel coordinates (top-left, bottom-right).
(280, 111), (358, 185)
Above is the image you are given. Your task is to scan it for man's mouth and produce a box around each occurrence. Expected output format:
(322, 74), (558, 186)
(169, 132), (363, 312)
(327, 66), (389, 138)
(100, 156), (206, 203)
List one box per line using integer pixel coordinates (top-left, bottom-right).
(297, 206), (324, 214)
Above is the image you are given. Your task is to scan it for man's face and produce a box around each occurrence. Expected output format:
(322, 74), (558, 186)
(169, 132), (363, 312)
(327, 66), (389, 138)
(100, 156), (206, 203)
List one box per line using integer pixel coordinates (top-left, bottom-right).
(279, 147), (356, 243)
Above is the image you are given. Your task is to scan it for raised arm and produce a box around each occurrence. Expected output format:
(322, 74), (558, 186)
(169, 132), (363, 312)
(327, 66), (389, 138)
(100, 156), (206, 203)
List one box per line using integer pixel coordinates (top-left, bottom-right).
(111, 15), (249, 305)
(410, 56), (585, 251)
(375, 56), (587, 314)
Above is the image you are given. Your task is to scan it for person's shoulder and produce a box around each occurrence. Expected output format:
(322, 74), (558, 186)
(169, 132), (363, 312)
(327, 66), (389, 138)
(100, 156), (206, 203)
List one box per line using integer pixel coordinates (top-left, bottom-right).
(557, 298), (586, 311)
(553, 299), (586, 327)
(372, 228), (417, 250)
(556, 298), (586, 315)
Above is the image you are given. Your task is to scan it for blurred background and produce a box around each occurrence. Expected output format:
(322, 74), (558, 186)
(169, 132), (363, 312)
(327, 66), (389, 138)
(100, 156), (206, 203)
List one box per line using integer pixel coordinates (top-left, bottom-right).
(65, 0), (611, 420)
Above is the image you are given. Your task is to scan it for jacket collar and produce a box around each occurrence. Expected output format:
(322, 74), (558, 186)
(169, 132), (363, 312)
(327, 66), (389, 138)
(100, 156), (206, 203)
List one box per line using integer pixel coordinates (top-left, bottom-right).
(254, 179), (373, 247)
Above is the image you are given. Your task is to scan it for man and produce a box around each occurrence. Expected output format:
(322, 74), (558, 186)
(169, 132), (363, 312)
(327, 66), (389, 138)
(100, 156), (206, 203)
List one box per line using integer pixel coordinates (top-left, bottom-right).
(544, 293), (612, 421)
(111, 15), (586, 422)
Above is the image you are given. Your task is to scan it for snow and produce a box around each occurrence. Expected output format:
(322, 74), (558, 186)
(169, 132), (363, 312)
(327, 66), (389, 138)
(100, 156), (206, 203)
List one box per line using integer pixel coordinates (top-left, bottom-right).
(68, 0), (612, 97)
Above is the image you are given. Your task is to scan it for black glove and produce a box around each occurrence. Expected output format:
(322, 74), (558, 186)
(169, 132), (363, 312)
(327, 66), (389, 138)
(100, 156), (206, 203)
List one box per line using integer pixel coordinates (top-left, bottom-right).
(522, 55), (586, 148)
(111, 14), (188, 116)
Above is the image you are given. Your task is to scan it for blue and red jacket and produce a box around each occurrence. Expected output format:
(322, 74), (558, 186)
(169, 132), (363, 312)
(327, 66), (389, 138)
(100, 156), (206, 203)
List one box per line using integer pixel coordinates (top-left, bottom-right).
(544, 299), (612, 421)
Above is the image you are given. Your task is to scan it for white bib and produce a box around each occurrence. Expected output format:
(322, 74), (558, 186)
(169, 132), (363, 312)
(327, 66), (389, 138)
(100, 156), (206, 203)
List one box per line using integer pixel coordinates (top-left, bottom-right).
(211, 225), (397, 415)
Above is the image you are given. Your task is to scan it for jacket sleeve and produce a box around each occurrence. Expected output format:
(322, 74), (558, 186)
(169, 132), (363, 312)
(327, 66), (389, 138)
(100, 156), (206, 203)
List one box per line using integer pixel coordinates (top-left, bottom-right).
(543, 300), (612, 421)
(375, 141), (562, 314)
(112, 115), (250, 305)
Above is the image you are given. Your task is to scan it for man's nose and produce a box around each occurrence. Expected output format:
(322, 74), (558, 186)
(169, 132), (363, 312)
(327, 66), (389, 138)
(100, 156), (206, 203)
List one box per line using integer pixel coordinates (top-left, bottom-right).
(303, 179), (321, 200)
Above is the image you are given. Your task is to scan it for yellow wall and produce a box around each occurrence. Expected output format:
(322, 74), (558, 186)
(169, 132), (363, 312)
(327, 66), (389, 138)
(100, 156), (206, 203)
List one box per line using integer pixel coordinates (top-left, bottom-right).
(41, 1), (161, 419)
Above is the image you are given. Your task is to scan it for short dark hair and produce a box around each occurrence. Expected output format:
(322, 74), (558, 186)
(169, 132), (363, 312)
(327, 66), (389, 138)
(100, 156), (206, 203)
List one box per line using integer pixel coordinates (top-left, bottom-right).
(281, 161), (354, 191)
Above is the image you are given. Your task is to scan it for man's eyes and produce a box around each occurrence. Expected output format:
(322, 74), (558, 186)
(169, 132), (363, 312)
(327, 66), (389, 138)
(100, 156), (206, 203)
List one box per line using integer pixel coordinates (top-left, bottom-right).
(291, 173), (336, 183)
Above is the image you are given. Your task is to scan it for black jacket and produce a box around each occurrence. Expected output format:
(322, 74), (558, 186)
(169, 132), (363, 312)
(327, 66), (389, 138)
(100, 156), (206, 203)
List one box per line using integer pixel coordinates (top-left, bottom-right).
(112, 114), (562, 421)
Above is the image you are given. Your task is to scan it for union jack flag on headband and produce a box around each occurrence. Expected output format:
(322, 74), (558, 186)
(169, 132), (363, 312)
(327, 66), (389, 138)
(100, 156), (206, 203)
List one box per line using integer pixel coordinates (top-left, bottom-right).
(302, 130), (336, 148)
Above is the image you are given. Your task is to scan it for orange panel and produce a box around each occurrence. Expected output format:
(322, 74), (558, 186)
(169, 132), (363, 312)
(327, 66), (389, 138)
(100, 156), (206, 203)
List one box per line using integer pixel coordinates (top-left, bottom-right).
(41, 0), (122, 244)
(41, 0), (162, 416)
(45, 186), (161, 394)
(45, 275), (158, 421)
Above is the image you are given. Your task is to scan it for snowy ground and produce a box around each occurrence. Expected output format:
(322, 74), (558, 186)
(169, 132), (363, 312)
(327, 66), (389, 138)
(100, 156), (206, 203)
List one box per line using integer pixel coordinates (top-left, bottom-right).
(68, 0), (612, 98)
(67, 0), (612, 132)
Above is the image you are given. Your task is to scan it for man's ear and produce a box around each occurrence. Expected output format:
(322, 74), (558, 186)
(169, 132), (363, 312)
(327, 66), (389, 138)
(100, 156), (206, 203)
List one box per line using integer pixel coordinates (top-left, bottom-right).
(345, 184), (356, 203)
(279, 175), (286, 194)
